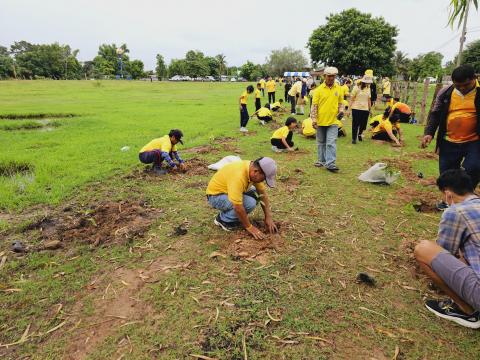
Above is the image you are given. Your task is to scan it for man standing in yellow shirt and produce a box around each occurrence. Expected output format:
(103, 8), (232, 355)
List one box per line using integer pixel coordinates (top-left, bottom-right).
(382, 77), (391, 105)
(310, 67), (344, 172)
(259, 78), (266, 97)
(206, 157), (278, 239)
(422, 64), (480, 190)
(266, 76), (276, 104)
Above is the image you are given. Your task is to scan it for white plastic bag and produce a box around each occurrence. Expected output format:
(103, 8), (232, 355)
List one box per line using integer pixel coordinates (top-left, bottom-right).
(358, 162), (399, 185)
(207, 155), (242, 171)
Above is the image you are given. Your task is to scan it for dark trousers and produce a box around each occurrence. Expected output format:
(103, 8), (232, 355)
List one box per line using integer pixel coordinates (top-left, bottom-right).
(285, 90), (289, 103)
(439, 139), (480, 187)
(399, 113), (411, 123)
(351, 109), (370, 140)
(372, 130), (397, 142)
(268, 91), (275, 103)
(139, 150), (171, 167)
(261, 88), (265, 97)
(255, 98), (261, 111)
(270, 131), (294, 149)
(289, 95), (296, 114)
(240, 104), (249, 127)
(258, 115), (272, 122)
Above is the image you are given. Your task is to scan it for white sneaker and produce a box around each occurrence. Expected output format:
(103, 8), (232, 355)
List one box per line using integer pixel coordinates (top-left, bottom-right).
(271, 146), (282, 153)
(240, 127), (248, 132)
(260, 120), (266, 125)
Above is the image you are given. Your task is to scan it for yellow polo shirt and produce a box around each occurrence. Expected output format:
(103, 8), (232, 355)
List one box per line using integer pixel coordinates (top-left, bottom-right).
(341, 84), (350, 99)
(446, 87), (479, 143)
(311, 82), (344, 126)
(271, 101), (281, 108)
(372, 119), (400, 135)
(255, 89), (261, 99)
(266, 80), (276, 92)
(240, 90), (248, 105)
(302, 118), (315, 136)
(382, 80), (391, 95)
(258, 107), (272, 117)
(206, 160), (265, 205)
(140, 135), (176, 153)
(271, 125), (290, 139)
(259, 79), (266, 89)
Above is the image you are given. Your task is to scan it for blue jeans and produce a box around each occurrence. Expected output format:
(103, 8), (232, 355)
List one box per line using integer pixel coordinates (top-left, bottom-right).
(439, 139), (480, 187)
(316, 125), (338, 168)
(207, 191), (257, 223)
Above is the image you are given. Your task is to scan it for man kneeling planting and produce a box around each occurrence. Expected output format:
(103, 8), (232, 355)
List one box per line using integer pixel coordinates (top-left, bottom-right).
(206, 157), (278, 240)
(415, 169), (480, 328)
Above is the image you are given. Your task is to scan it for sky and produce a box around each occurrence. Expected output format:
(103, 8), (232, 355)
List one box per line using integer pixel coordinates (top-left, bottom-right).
(1, 0), (479, 70)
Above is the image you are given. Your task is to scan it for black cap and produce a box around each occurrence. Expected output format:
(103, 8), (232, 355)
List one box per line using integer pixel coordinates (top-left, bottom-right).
(169, 129), (183, 145)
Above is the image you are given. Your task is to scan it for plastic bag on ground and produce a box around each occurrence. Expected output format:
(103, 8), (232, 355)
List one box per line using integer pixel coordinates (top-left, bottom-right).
(358, 162), (399, 185)
(207, 155), (242, 171)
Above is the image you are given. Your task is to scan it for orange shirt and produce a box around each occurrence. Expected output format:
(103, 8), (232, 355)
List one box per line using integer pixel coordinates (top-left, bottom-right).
(391, 102), (411, 114)
(446, 88), (478, 143)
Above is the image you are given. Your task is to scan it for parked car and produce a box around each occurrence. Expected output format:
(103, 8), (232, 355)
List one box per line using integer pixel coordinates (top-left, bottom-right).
(183, 76), (192, 81)
(230, 77), (237, 82)
(237, 77), (247, 82)
(205, 76), (216, 82)
(169, 75), (183, 81)
(425, 77), (437, 84)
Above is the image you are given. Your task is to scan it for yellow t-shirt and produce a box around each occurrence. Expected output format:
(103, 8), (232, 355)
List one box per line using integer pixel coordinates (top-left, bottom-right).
(341, 84), (350, 99)
(288, 81), (302, 97)
(206, 160), (266, 205)
(302, 118), (315, 136)
(255, 89), (261, 99)
(271, 101), (281, 108)
(266, 80), (276, 92)
(372, 119), (400, 135)
(334, 119), (343, 129)
(311, 82), (344, 126)
(369, 114), (384, 126)
(240, 90), (248, 105)
(350, 86), (371, 111)
(259, 79), (266, 89)
(140, 135), (176, 153)
(382, 80), (391, 95)
(271, 125), (290, 139)
(258, 107), (272, 117)
(446, 87), (479, 143)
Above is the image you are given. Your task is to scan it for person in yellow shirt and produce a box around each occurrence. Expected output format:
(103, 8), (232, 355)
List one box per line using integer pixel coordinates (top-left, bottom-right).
(239, 85), (255, 132)
(422, 64), (480, 189)
(269, 99), (286, 112)
(255, 83), (262, 111)
(139, 129), (186, 175)
(371, 113), (403, 146)
(302, 117), (316, 138)
(271, 117), (298, 152)
(389, 98), (412, 123)
(382, 77), (391, 104)
(266, 76), (276, 103)
(335, 119), (347, 137)
(206, 157), (278, 239)
(258, 78), (266, 97)
(288, 77), (302, 114)
(310, 67), (344, 172)
(251, 106), (273, 124)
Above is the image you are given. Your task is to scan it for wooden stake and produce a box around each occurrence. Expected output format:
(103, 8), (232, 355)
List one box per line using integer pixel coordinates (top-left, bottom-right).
(411, 82), (418, 116)
(419, 79), (430, 124)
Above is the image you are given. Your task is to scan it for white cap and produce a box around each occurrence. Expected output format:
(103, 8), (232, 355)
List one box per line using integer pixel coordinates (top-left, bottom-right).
(324, 67), (338, 76)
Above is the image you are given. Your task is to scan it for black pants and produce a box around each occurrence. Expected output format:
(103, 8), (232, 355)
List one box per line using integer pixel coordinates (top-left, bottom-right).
(240, 104), (249, 127)
(289, 95), (296, 113)
(439, 139), (480, 188)
(258, 115), (272, 122)
(338, 128), (346, 137)
(399, 113), (411, 123)
(351, 109), (370, 140)
(268, 91), (275, 103)
(285, 90), (289, 103)
(372, 130), (397, 142)
(270, 131), (294, 149)
(255, 98), (261, 111)
(261, 88), (265, 97)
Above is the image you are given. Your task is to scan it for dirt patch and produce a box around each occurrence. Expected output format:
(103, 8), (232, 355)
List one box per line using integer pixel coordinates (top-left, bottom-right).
(184, 144), (219, 154)
(409, 151), (438, 160)
(387, 187), (439, 213)
(24, 200), (161, 247)
(241, 131), (258, 136)
(278, 175), (302, 193)
(0, 113), (77, 120)
(184, 137), (239, 155)
(367, 157), (436, 186)
(267, 121), (283, 130)
(0, 161), (34, 177)
(180, 157), (210, 176)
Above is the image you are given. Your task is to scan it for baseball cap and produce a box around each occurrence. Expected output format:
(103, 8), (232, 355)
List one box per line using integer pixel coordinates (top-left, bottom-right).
(169, 129), (184, 144)
(257, 157), (277, 188)
(324, 67), (338, 76)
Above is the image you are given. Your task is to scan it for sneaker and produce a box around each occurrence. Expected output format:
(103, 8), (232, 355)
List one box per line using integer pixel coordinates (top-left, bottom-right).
(260, 120), (266, 125)
(239, 127), (248, 132)
(326, 166), (340, 173)
(271, 146), (282, 153)
(436, 201), (449, 211)
(352, 140), (357, 144)
(152, 166), (167, 175)
(358, 135), (363, 142)
(214, 215), (239, 232)
(314, 161), (324, 167)
(425, 299), (480, 329)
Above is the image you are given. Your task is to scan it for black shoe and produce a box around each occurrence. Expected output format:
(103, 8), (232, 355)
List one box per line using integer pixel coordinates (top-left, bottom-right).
(213, 215), (239, 232)
(358, 135), (363, 142)
(436, 201), (449, 211)
(152, 166), (167, 175)
(326, 166), (339, 173)
(425, 299), (480, 329)
(352, 140), (357, 144)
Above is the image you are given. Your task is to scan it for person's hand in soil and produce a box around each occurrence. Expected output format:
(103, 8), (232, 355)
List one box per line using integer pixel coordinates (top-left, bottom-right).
(264, 217), (278, 234)
(421, 135), (432, 148)
(246, 225), (265, 240)
(169, 166), (178, 174)
(287, 147), (295, 152)
(179, 162), (187, 173)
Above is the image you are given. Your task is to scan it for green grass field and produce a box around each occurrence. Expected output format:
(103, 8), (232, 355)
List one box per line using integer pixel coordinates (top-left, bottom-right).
(1, 80), (479, 359)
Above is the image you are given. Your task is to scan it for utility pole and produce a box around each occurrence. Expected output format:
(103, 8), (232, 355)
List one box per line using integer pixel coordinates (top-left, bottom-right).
(457, 0), (470, 66)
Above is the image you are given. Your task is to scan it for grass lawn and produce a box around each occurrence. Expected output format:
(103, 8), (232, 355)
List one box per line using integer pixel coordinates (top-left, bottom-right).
(1, 80), (479, 359)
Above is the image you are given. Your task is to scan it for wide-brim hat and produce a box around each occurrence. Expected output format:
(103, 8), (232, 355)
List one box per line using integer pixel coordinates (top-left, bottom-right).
(361, 75), (373, 84)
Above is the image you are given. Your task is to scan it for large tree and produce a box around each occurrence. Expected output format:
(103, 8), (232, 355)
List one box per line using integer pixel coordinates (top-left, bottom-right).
(461, 39), (480, 72)
(0, 46), (14, 79)
(168, 59), (186, 76)
(307, 8), (397, 75)
(215, 54), (227, 76)
(155, 54), (167, 79)
(408, 52), (444, 81)
(93, 43), (130, 77)
(184, 50), (209, 78)
(392, 51), (412, 80)
(265, 47), (308, 76)
(125, 59), (144, 79)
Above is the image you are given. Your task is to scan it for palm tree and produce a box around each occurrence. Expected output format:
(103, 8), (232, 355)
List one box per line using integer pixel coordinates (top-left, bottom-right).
(448, 0), (478, 27)
(393, 51), (411, 80)
(215, 54), (227, 76)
